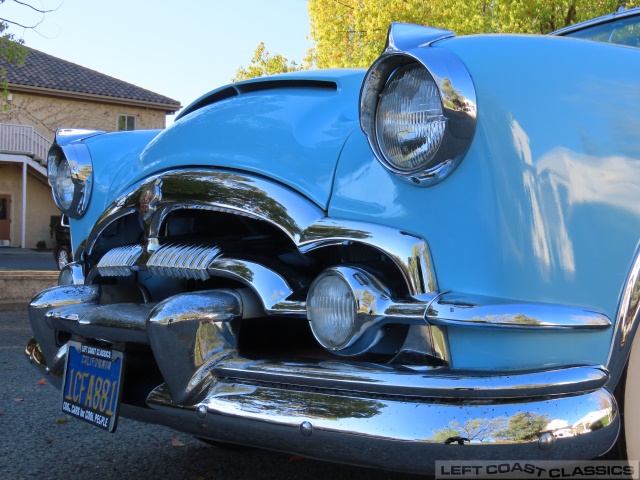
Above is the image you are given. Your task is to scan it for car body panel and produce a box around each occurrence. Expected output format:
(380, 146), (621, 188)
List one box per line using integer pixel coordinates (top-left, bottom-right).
(28, 15), (640, 474)
(70, 130), (161, 247)
(105, 69), (364, 211)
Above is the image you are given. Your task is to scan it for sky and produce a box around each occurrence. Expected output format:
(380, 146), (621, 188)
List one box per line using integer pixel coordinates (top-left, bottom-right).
(2, 0), (312, 121)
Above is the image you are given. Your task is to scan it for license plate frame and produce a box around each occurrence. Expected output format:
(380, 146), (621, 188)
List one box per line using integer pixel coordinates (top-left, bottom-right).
(61, 341), (124, 432)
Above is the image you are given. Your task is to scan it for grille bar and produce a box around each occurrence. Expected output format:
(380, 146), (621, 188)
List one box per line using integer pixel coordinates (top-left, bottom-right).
(96, 244), (143, 277)
(147, 243), (222, 280)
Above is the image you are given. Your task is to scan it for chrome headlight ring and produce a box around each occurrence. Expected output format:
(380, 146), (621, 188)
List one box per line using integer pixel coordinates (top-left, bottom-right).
(360, 28), (477, 187)
(47, 142), (93, 218)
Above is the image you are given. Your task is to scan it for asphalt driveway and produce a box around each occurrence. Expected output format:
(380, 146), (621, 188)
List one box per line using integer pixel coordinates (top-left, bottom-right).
(0, 248), (57, 271)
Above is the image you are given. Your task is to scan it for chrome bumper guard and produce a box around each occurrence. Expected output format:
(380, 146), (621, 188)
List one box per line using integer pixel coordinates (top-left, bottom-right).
(27, 285), (620, 473)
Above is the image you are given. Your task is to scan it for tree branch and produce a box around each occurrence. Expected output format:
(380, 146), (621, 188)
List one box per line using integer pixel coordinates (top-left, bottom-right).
(0, 15), (45, 29)
(11, 0), (61, 14)
(332, 0), (353, 10)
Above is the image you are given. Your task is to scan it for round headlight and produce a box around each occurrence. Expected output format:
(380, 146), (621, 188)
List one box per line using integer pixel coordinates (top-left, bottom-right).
(53, 157), (74, 211)
(46, 142), (93, 218)
(375, 64), (446, 172)
(307, 272), (357, 350)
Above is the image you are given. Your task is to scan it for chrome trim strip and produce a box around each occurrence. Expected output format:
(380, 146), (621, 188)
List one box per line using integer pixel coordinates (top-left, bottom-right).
(427, 292), (612, 329)
(299, 218), (437, 295)
(53, 128), (105, 146)
(384, 22), (455, 51)
(208, 258), (295, 312)
(44, 303), (154, 344)
(606, 247), (640, 390)
(85, 169), (437, 296)
(214, 357), (608, 399)
(145, 383), (618, 473)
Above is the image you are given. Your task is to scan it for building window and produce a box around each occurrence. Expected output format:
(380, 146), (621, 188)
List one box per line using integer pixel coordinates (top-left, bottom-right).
(117, 114), (136, 131)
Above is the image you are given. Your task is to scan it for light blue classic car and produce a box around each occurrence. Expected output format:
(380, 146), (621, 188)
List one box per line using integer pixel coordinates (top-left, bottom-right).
(26, 8), (640, 474)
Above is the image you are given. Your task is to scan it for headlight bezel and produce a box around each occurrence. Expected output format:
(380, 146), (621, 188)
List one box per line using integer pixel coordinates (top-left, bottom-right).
(306, 266), (422, 357)
(47, 141), (94, 218)
(360, 32), (477, 187)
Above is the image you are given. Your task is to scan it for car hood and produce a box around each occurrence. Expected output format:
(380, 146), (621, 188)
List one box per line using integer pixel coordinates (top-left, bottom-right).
(106, 69), (365, 211)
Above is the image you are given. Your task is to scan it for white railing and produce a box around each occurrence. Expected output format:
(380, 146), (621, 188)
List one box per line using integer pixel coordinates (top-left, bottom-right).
(0, 123), (52, 163)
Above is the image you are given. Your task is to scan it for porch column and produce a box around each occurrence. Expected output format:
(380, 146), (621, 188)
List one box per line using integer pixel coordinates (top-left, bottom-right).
(21, 160), (26, 248)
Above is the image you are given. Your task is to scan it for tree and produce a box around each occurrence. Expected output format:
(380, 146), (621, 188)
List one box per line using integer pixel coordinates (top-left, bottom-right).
(233, 42), (301, 82)
(307, 0), (633, 69)
(496, 411), (550, 442)
(0, 0), (61, 109)
(0, 21), (26, 108)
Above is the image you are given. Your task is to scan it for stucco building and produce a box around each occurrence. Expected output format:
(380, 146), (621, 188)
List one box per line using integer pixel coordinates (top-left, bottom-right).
(0, 46), (181, 248)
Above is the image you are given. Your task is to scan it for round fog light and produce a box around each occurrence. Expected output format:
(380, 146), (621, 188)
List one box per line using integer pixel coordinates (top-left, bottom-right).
(307, 272), (357, 350)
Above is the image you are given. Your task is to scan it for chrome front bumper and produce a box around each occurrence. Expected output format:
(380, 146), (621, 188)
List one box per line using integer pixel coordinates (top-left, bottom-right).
(26, 284), (620, 474)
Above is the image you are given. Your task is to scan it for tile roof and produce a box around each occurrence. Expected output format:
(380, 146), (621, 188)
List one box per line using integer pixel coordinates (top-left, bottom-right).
(0, 46), (181, 111)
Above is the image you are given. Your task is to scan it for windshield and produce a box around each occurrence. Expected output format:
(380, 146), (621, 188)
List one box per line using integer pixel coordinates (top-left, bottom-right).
(563, 14), (640, 48)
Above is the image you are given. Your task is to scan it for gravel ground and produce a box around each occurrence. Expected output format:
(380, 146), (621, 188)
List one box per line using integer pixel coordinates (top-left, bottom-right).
(0, 308), (426, 480)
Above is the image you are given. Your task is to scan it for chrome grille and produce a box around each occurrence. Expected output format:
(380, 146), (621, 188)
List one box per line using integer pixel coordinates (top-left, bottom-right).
(147, 244), (221, 280)
(97, 244), (143, 277)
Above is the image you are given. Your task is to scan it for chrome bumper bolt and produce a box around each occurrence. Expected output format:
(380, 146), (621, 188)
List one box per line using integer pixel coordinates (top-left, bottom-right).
(300, 421), (313, 437)
(196, 404), (207, 419)
(538, 432), (554, 450)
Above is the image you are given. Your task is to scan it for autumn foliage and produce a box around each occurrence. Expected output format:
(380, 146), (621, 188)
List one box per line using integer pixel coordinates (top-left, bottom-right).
(235, 1), (633, 78)
(307, 0), (632, 68)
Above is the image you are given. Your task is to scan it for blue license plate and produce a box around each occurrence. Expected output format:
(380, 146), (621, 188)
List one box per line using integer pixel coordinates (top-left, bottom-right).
(61, 341), (124, 432)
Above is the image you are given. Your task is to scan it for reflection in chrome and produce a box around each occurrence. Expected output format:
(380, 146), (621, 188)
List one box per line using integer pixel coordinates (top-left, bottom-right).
(85, 169), (436, 297)
(607, 247), (640, 390)
(208, 258), (295, 312)
(214, 357), (608, 398)
(25, 337), (63, 389)
(58, 262), (86, 286)
(145, 382), (618, 473)
(427, 292), (612, 329)
(29, 284), (100, 368)
(360, 24), (476, 187)
(392, 325), (450, 365)
(97, 244), (143, 277)
(47, 138), (95, 218)
(147, 289), (260, 404)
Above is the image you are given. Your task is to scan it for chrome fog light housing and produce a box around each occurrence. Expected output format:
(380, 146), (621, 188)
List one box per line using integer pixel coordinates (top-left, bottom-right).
(307, 271), (357, 350)
(307, 266), (428, 356)
(47, 142), (93, 218)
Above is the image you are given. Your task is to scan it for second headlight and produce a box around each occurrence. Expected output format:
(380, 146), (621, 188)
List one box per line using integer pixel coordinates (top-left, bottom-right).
(47, 142), (93, 218)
